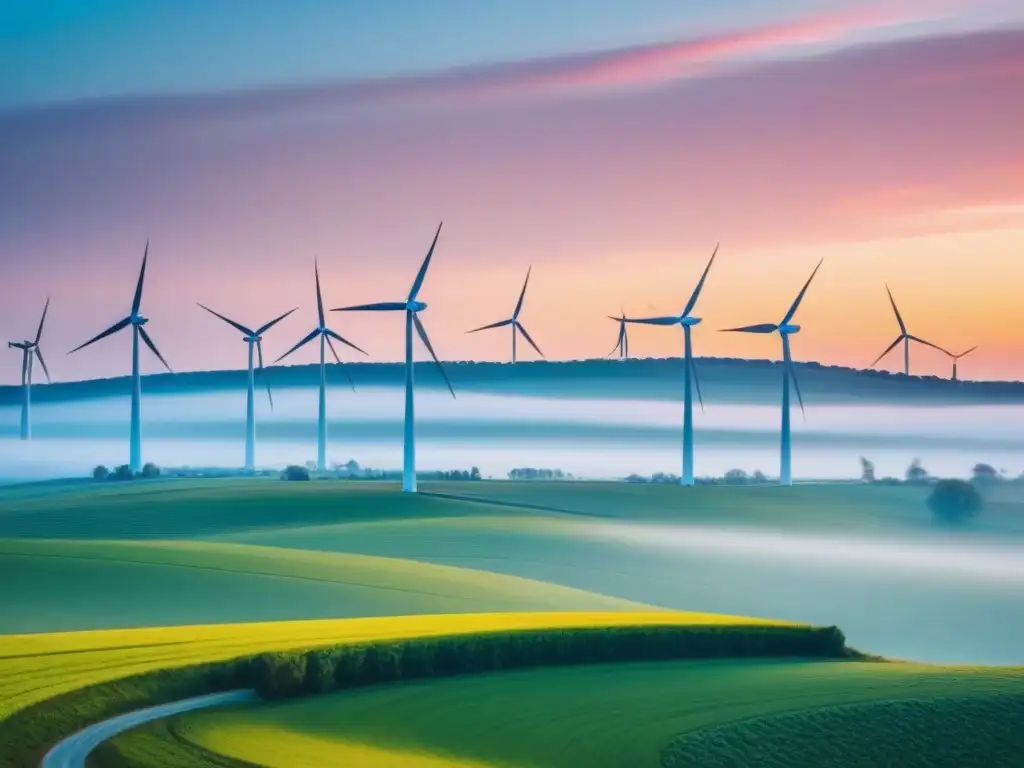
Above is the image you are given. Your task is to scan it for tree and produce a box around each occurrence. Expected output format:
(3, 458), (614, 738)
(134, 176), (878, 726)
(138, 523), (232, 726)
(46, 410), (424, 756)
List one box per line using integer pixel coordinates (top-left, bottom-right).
(282, 465), (311, 481)
(927, 479), (982, 524)
(905, 458), (928, 484)
(751, 470), (768, 484)
(92, 465), (109, 481)
(112, 464), (135, 481)
(304, 460), (317, 472)
(971, 463), (999, 484)
(470, 466), (481, 481)
(140, 462), (160, 479)
(724, 469), (749, 485)
(859, 457), (875, 483)
(345, 459), (360, 475)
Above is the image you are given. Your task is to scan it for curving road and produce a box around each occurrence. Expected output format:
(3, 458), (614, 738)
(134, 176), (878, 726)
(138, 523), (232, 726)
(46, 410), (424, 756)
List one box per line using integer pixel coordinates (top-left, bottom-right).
(41, 689), (258, 768)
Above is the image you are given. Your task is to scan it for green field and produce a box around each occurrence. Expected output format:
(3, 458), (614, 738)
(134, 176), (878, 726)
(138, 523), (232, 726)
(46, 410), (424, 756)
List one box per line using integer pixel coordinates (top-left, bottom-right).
(7, 477), (1024, 539)
(113, 660), (1024, 768)
(1, 477), (1022, 766)
(0, 538), (650, 633)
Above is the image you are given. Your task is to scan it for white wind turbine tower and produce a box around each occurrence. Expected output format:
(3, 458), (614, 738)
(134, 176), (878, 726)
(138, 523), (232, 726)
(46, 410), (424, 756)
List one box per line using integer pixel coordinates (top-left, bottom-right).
(276, 262), (366, 472)
(7, 298), (52, 440)
(946, 346), (979, 381)
(466, 266), (544, 363)
(623, 244), (718, 486)
(332, 222), (455, 493)
(69, 243), (171, 472)
(871, 285), (948, 375)
(607, 310), (630, 359)
(198, 303), (297, 471)
(721, 259), (822, 486)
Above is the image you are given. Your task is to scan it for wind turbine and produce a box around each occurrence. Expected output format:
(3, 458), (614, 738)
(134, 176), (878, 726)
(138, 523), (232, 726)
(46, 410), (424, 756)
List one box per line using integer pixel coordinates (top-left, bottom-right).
(623, 244), (718, 486)
(607, 310), (630, 359)
(69, 243), (171, 472)
(871, 285), (948, 375)
(467, 266), (544, 363)
(333, 222), (455, 493)
(946, 346), (979, 381)
(198, 303), (297, 471)
(721, 259), (823, 487)
(7, 298), (52, 440)
(275, 261), (366, 473)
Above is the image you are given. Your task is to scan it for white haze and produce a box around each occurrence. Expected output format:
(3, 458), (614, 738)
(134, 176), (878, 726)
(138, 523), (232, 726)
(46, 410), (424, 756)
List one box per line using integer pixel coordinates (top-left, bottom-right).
(2, 387), (1024, 481)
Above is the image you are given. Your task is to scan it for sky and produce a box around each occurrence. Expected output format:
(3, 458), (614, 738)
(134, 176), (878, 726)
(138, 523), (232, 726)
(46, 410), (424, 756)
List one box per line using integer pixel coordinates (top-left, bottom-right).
(1, 0), (1023, 383)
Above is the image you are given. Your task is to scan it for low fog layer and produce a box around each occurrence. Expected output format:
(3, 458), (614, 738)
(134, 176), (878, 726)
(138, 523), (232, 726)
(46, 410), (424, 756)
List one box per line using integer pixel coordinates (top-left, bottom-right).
(1, 388), (1022, 482)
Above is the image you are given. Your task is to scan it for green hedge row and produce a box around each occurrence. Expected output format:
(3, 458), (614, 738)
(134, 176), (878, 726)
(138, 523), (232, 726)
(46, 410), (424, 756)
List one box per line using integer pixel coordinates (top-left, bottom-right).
(0, 623), (853, 768)
(238, 624), (852, 699)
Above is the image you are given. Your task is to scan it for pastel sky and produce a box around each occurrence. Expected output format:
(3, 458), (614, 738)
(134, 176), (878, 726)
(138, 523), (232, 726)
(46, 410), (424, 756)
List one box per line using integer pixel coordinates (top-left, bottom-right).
(2, 0), (1023, 383)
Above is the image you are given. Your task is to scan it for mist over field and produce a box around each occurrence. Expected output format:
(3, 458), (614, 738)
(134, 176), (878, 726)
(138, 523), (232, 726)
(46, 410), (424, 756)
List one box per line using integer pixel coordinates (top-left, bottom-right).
(1, 386), (1023, 483)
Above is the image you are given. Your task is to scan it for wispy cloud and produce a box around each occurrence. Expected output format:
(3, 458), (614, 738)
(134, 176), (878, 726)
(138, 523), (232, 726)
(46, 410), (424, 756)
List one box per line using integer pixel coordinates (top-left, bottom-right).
(2, 4), (948, 122)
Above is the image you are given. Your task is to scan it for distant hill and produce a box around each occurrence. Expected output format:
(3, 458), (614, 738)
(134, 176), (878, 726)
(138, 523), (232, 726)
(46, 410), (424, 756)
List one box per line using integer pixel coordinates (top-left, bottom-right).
(2, 357), (1022, 407)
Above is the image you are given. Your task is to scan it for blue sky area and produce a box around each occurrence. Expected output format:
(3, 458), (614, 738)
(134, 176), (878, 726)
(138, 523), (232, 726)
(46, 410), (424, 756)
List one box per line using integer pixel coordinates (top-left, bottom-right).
(2, 0), (1019, 108)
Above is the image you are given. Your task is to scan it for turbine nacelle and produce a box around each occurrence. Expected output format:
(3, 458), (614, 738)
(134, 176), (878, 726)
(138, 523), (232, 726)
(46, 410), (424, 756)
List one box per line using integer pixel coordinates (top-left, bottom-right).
(779, 323), (801, 335)
(407, 300), (427, 312)
(680, 315), (702, 327)
(243, 335), (263, 344)
(130, 314), (148, 327)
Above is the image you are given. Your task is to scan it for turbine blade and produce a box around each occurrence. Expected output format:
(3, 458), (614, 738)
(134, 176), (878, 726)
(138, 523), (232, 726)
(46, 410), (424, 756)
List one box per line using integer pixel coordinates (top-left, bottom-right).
(467, 318), (513, 333)
(315, 260), (325, 327)
(513, 266), (532, 320)
(956, 345), (980, 359)
(332, 302), (407, 312)
(788, 358), (807, 421)
(516, 322), (545, 358)
(325, 328), (368, 356)
(35, 297), (50, 344)
(275, 328), (319, 363)
(138, 326), (172, 372)
(69, 317), (131, 354)
(413, 314), (456, 398)
(34, 346), (52, 384)
(781, 258), (823, 325)
(323, 335), (357, 392)
(409, 221), (443, 302)
(870, 336), (904, 368)
(908, 335), (952, 356)
(622, 316), (680, 326)
(691, 355), (705, 414)
(197, 303), (253, 336)
(682, 243), (719, 317)
(132, 241), (149, 315)
(255, 307), (298, 335)
(885, 284), (907, 334)
(256, 341), (274, 409)
(720, 323), (778, 334)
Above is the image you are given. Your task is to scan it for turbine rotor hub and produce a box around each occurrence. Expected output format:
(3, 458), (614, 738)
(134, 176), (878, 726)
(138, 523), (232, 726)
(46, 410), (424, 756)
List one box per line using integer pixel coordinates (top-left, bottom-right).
(131, 314), (148, 326)
(407, 301), (427, 312)
(779, 323), (801, 335)
(680, 316), (702, 327)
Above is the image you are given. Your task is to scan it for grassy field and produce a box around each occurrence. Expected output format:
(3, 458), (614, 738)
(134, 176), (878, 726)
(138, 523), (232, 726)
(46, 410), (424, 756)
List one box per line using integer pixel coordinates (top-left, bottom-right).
(0, 612), (798, 767)
(7, 477), (1024, 539)
(119, 660), (1024, 768)
(0, 538), (651, 633)
(0, 611), (779, 723)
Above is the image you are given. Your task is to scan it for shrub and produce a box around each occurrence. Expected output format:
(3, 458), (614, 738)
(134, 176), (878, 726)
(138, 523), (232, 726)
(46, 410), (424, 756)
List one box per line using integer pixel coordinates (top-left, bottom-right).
(112, 464), (135, 481)
(140, 462), (160, 479)
(927, 479), (982, 524)
(92, 465), (109, 481)
(281, 465), (311, 481)
(724, 469), (749, 485)
(971, 463), (999, 484)
(905, 458), (928, 484)
(241, 624), (851, 700)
